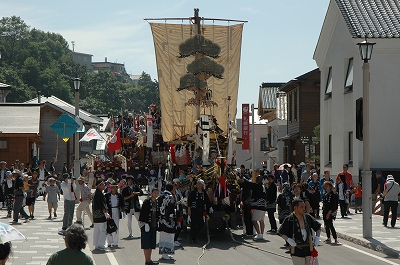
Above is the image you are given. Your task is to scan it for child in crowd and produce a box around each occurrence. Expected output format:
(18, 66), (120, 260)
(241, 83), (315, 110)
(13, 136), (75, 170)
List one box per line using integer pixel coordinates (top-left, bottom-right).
(43, 178), (61, 219)
(23, 174), (33, 197)
(354, 182), (362, 213)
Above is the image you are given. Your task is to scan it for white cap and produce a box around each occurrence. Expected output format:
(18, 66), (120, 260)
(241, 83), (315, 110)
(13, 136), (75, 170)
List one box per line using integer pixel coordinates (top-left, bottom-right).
(387, 175), (394, 181)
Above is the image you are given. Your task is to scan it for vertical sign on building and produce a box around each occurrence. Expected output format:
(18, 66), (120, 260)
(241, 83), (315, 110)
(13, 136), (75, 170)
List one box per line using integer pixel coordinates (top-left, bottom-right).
(242, 104), (250, 150)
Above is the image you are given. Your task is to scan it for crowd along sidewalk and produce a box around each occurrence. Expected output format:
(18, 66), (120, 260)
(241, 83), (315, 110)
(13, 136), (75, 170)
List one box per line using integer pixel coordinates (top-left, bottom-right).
(2, 198), (95, 265)
(320, 209), (400, 259)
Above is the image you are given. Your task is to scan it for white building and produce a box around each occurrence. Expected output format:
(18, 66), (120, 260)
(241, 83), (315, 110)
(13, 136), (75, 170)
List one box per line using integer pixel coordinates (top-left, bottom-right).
(313, 0), (400, 181)
(235, 116), (268, 170)
(235, 83), (288, 171)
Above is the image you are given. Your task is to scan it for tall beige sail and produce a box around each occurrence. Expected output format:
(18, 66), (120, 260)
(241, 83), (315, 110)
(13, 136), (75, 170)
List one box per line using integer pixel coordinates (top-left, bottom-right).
(150, 23), (244, 142)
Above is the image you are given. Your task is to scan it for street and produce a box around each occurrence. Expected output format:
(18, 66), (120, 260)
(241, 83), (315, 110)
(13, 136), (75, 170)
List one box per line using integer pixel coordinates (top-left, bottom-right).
(6, 195), (400, 265)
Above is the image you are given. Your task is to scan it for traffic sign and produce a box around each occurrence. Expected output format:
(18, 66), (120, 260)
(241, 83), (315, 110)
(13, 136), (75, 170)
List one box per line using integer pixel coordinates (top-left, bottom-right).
(50, 112), (80, 138)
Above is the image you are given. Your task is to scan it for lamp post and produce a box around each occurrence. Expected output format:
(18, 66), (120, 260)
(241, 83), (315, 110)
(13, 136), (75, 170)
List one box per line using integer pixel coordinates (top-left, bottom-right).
(73, 77), (81, 180)
(357, 39), (375, 238)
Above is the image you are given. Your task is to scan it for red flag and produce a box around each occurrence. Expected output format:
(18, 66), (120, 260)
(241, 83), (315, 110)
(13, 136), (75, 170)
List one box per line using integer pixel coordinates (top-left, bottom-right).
(107, 127), (121, 153)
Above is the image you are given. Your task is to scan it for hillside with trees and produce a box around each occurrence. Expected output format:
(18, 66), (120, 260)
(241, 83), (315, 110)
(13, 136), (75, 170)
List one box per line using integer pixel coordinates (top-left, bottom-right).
(0, 16), (159, 115)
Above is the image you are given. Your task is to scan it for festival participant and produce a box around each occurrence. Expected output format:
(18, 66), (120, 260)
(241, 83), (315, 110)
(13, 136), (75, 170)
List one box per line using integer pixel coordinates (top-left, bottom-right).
(322, 181), (338, 244)
(172, 178), (184, 246)
(157, 184), (176, 260)
(105, 182), (125, 248)
(122, 175), (143, 238)
(139, 188), (160, 265)
(238, 168), (254, 236)
(75, 177), (94, 228)
(35, 160), (49, 197)
(187, 179), (213, 244)
(277, 183), (293, 224)
(278, 198), (321, 265)
(292, 183), (311, 214)
(239, 175), (267, 240)
(265, 174), (278, 233)
(47, 224), (94, 265)
(155, 162), (165, 191)
(92, 180), (108, 251)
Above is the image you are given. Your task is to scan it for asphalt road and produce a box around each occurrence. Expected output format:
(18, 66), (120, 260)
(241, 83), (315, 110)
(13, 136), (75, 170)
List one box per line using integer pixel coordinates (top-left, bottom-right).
(85, 205), (400, 265)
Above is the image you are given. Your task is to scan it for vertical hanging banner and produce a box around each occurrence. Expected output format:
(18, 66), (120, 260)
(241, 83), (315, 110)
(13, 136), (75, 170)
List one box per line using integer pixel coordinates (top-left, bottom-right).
(242, 104), (250, 150)
(146, 115), (154, 147)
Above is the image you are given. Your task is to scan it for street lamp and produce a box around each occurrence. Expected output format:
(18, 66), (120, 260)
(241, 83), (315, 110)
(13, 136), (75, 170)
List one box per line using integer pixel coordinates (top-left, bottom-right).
(73, 77), (81, 181)
(357, 38), (375, 238)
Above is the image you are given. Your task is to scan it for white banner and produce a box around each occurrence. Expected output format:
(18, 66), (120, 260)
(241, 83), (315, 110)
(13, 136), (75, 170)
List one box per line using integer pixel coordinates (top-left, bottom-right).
(79, 128), (104, 142)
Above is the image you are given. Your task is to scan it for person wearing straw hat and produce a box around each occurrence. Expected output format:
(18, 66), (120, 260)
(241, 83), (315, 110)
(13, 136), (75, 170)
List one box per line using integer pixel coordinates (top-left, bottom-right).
(105, 182), (124, 248)
(75, 176), (94, 228)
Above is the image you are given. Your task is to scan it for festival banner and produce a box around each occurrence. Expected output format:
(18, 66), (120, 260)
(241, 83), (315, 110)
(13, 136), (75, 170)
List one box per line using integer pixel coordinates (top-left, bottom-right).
(242, 104), (250, 150)
(146, 115), (154, 147)
(107, 127), (121, 153)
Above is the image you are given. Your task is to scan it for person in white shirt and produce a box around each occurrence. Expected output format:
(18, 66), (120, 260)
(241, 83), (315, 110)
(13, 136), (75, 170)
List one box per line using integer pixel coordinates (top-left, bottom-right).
(75, 177), (94, 228)
(58, 174), (77, 235)
(382, 175), (400, 228)
(105, 183), (125, 247)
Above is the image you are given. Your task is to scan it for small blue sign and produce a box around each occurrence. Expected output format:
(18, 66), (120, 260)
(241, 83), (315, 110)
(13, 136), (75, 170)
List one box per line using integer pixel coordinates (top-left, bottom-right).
(51, 112), (80, 138)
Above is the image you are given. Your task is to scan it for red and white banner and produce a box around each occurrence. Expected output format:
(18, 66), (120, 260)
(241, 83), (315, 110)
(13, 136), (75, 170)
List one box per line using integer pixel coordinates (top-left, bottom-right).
(79, 128), (103, 142)
(146, 115), (153, 147)
(107, 127), (121, 153)
(242, 104), (250, 150)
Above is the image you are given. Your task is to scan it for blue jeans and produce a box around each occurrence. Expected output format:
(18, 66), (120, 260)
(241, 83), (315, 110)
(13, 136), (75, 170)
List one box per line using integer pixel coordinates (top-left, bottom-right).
(62, 200), (76, 230)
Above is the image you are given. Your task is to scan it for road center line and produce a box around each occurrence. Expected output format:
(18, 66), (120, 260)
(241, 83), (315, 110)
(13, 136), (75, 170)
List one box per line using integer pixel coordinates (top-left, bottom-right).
(106, 252), (120, 265)
(342, 243), (399, 265)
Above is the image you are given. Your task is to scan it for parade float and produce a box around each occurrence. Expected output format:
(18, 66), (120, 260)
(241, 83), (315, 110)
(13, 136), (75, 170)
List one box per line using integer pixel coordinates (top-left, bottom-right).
(145, 8), (246, 231)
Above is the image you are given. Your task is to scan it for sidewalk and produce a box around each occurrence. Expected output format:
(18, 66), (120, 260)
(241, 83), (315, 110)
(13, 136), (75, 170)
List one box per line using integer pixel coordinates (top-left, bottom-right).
(2, 198), (95, 265)
(320, 209), (400, 259)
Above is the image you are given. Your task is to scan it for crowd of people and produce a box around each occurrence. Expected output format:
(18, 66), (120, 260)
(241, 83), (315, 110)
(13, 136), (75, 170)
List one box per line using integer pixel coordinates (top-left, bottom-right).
(237, 162), (399, 264)
(1, 156), (399, 265)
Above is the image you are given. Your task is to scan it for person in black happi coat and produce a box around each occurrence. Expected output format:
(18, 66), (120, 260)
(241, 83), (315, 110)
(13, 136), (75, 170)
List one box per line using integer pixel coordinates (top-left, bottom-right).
(187, 179), (212, 244)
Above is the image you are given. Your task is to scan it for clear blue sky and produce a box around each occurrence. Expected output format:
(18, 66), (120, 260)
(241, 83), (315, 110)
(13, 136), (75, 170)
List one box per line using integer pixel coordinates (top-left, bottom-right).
(1, 0), (329, 117)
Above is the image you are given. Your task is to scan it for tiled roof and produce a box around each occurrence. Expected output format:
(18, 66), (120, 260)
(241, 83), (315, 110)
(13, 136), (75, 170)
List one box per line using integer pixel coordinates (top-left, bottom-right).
(24, 96), (103, 125)
(335, 0), (400, 38)
(0, 105), (40, 133)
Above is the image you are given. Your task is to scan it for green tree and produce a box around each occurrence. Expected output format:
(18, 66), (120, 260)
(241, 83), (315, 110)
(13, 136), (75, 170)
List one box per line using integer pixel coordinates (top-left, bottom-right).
(0, 16), (29, 66)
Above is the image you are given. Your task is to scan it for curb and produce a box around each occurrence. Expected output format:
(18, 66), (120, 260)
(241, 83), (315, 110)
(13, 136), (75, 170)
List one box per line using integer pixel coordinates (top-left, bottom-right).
(321, 226), (400, 259)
